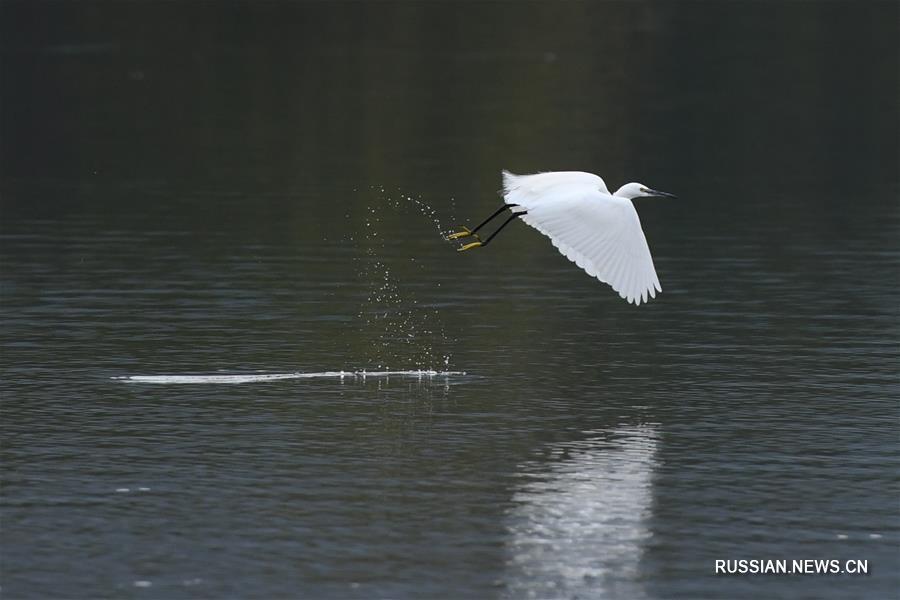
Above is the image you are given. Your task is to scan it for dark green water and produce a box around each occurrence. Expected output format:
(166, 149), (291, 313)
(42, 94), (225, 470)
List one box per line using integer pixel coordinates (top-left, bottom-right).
(2, 2), (898, 598)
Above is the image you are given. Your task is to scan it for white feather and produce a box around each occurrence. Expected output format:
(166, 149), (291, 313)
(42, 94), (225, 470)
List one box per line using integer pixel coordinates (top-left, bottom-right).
(504, 171), (662, 305)
(503, 170), (609, 207)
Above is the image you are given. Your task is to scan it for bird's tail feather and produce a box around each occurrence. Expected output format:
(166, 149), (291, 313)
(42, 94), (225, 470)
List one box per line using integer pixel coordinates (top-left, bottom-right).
(501, 170), (521, 195)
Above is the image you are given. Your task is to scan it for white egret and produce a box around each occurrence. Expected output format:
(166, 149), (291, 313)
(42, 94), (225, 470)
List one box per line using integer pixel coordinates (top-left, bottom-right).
(447, 170), (674, 305)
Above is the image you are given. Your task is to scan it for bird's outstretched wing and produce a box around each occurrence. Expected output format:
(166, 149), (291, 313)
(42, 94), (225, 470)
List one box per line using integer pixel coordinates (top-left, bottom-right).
(516, 190), (662, 305)
(503, 170), (609, 206)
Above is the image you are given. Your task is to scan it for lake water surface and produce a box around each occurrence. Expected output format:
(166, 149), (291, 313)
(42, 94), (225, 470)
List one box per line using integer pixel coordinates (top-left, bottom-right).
(1, 2), (898, 599)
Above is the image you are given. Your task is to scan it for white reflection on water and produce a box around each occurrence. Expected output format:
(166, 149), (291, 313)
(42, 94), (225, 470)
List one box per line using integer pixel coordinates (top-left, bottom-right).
(504, 425), (659, 599)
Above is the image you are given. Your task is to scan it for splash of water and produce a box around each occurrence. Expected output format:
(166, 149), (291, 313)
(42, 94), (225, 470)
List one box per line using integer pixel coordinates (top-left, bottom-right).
(354, 187), (457, 372)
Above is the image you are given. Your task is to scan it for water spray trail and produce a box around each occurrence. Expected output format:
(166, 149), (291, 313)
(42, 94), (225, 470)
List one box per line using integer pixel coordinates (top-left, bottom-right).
(355, 187), (458, 372)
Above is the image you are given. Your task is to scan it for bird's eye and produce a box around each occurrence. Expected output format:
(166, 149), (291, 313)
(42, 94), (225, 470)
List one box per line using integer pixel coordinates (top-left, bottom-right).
(640, 187), (649, 193)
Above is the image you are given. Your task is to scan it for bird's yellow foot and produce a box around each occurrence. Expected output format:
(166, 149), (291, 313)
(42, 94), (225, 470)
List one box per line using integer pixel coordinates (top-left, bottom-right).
(446, 227), (479, 241)
(457, 241), (483, 252)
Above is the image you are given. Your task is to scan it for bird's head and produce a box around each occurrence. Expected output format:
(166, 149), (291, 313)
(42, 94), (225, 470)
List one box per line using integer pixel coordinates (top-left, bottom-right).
(614, 182), (677, 200)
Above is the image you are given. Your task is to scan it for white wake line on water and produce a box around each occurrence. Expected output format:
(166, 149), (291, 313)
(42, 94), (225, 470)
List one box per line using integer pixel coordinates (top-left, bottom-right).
(113, 370), (467, 384)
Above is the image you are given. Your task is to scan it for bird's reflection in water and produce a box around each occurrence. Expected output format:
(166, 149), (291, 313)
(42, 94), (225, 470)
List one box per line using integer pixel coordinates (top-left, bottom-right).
(504, 425), (659, 599)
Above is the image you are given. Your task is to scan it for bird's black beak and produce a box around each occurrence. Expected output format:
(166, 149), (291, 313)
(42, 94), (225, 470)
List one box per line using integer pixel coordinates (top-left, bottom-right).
(648, 188), (677, 199)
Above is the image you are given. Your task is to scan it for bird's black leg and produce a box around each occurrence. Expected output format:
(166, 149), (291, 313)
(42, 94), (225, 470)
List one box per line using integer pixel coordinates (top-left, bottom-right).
(471, 204), (515, 235)
(457, 211), (527, 252)
(446, 204), (515, 241)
